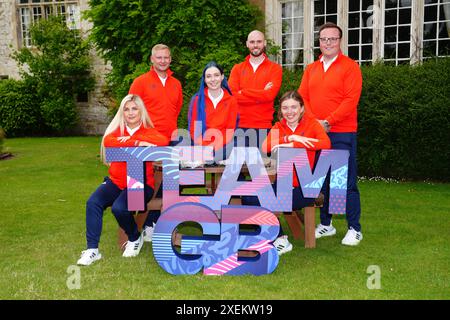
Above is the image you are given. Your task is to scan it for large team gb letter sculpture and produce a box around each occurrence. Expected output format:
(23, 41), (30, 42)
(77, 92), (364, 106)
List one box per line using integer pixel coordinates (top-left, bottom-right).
(105, 146), (349, 275)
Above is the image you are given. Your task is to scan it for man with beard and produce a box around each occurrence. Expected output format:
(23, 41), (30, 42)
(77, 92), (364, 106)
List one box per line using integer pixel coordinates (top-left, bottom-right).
(229, 30), (282, 151)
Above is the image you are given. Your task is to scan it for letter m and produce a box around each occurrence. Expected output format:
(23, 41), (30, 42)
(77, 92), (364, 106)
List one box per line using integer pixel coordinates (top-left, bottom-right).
(276, 148), (349, 214)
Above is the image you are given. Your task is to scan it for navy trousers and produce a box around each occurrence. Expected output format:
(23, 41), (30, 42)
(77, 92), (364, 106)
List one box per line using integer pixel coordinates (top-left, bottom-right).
(85, 177), (154, 249)
(320, 132), (361, 232)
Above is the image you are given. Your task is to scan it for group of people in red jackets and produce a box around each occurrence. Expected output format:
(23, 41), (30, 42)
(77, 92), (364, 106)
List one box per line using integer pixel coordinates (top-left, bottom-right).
(77, 23), (363, 267)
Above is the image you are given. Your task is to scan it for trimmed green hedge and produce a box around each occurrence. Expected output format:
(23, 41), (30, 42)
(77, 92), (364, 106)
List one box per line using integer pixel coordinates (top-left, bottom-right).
(278, 58), (450, 181)
(358, 58), (450, 181)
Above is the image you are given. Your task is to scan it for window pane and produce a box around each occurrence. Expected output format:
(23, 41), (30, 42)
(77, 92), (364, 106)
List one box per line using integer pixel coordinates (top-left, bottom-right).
(326, 0), (337, 13)
(286, 19), (293, 33)
(349, 29), (360, 44)
(438, 22), (450, 39)
(327, 15), (338, 24)
(425, 0), (438, 4)
(293, 33), (303, 48)
(425, 5), (438, 22)
(398, 43), (410, 58)
(385, 9), (397, 26)
(362, 10), (374, 28)
(385, 26), (397, 42)
(384, 44), (396, 59)
(362, 45), (372, 60)
(385, 0), (398, 9)
(314, 0), (324, 15)
(398, 25), (410, 41)
(293, 1), (304, 16)
(282, 50), (290, 64)
(438, 39), (450, 55)
(423, 40), (437, 56)
(424, 23), (437, 40)
(349, 12), (360, 28)
(362, 0), (374, 10)
(349, 0), (360, 12)
(294, 18), (304, 33)
(293, 49), (304, 64)
(399, 8), (411, 24)
(282, 2), (292, 18)
(399, 0), (411, 8)
(362, 28), (373, 43)
(314, 16), (325, 31)
(348, 46), (360, 60)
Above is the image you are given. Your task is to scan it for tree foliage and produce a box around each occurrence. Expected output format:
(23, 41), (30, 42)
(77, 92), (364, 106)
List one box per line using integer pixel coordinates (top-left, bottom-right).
(85, 0), (262, 116)
(13, 16), (95, 133)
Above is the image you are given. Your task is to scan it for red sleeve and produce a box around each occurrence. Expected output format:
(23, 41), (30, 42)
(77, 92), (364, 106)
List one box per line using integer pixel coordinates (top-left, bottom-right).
(176, 83), (183, 116)
(292, 120), (331, 150)
(325, 63), (362, 126)
(239, 64), (282, 104)
(228, 64), (241, 96)
(298, 65), (317, 119)
(128, 77), (142, 96)
(103, 132), (140, 147)
(134, 128), (170, 146)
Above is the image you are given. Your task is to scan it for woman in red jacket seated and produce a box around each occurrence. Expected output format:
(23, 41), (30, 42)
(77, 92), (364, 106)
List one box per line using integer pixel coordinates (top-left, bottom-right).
(243, 90), (331, 256)
(77, 94), (169, 266)
(187, 61), (238, 165)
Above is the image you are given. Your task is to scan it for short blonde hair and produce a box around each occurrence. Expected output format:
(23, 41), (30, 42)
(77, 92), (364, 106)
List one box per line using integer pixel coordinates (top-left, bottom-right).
(151, 44), (171, 56)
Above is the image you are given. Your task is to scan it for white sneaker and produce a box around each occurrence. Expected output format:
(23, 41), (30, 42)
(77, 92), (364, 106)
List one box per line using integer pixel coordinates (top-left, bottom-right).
(341, 228), (363, 246)
(122, 233), (144, 257)
(315, 223), (336, 238)
(143, 223), (155, 242)
(273, 236), (293, 256)
(77, 249), (102, 266)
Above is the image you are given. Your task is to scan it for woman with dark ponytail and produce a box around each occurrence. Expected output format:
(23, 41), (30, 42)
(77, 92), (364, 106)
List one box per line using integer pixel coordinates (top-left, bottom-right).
(187, 61), (238, 162)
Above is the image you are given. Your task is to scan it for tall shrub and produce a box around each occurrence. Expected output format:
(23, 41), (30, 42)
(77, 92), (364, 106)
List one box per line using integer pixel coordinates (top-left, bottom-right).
(85, 0), (262, 125)
(0, 79), (43, 136)
(13, 16), (95, 134)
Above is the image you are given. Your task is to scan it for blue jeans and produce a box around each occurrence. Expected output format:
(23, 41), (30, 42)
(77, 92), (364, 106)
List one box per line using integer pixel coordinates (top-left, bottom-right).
(320, 132), (361, 232)
(85, 177), (154, 248)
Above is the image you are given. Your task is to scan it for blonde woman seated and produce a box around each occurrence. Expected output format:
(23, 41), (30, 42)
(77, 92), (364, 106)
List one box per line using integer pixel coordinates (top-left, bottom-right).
(77, 94), (169, 266)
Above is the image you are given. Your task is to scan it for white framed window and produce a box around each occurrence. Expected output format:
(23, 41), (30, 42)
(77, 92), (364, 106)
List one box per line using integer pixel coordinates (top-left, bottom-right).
(266, 0), (450, 68)
(16, 0), (80, 48)
(313, 0), (338, 59)
(348, 0), (375, 65)
(281, 1), (305, 69)
(423, 0), (450, 58)
(383, 0), (413, 65)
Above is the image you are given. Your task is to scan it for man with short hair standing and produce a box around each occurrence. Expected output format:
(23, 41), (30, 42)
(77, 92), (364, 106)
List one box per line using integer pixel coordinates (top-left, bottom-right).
(229, 30), (282, 150)
(298, 23), (363, 246)
(128, 44), (183, 241)
(129, 44), (183, 141)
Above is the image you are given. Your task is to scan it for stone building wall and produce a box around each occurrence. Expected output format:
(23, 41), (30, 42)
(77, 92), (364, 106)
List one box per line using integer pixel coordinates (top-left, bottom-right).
(0, 0), (110, 135)
(0, 0), (20, 79)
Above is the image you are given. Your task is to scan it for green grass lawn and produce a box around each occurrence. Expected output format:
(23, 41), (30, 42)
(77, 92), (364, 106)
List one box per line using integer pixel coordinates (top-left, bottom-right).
(0, 137), (449, 300)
